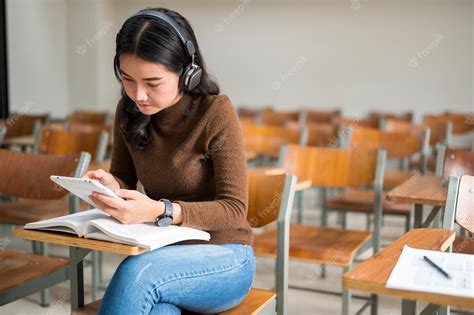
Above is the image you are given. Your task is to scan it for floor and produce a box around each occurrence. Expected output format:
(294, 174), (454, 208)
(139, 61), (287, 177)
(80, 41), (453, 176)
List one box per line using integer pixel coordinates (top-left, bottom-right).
(1, 188), (441, 315)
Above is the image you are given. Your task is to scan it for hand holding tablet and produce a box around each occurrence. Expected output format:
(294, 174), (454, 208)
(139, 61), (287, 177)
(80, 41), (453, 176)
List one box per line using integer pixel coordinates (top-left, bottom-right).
(50, 175), (124, 209)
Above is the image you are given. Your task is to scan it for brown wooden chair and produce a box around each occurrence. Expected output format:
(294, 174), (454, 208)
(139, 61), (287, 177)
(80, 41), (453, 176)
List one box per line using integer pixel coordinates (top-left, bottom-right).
(72, 173), (297, 315)
(2, 113), (49, 150)
(443, 175), (474, 255)
(67, 110), (109, 127)
(0, 150), (90, 306)
(436, 146), (474, 254)
(425, 113), (473, 135)
(303, 109), (341, 124)
(368, 111), (413, 128)
(259, 144), (387, 315)
(242, 123), (305, 161)
(259, 109), (302, 126)
(287, 121), (338, 147)
(386, 118), (452, 172)
(35, 127), (109, 165)
(324, 127), (427, 232)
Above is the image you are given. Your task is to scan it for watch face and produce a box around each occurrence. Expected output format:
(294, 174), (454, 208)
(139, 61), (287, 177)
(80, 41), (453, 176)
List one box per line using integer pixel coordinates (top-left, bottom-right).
(157, 217), (173, 227)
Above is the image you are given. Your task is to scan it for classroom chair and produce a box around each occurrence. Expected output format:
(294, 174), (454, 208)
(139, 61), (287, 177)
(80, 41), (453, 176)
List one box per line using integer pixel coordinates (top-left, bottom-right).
(0, 150), (90, 306)
(254, 145), (387, 315)
(72, 173), (297, 315)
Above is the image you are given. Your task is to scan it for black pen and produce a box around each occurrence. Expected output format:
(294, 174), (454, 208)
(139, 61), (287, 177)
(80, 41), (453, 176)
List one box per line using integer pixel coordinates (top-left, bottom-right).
(423, 255), (451, 279)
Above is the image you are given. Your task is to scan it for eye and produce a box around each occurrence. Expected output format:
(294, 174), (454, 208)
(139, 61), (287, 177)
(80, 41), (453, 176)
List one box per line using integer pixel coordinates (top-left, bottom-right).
(122, 77), (133, 82)
(148, 83), (161, 88)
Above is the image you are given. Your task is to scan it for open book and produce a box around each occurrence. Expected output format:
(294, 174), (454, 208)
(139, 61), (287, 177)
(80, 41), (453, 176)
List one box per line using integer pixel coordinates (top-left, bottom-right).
(24, 209), (210, 251)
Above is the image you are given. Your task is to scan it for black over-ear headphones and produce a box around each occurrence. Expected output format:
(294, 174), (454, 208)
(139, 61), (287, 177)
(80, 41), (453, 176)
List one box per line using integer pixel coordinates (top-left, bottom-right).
(125, 9), (203, 91)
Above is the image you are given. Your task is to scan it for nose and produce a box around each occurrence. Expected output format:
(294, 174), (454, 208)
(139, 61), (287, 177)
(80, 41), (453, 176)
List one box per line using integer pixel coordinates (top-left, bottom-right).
(134, 85), (148, 102)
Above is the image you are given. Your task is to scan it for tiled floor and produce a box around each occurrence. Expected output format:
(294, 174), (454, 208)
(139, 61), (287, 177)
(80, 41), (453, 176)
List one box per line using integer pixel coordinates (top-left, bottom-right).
(1, 188), (436, 314)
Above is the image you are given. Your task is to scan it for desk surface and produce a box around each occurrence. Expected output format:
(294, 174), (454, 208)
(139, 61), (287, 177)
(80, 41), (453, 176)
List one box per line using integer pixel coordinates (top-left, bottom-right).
(387, 175), (447, 206)
(343, 228), (474, 310)
(14, 227), (147, 256)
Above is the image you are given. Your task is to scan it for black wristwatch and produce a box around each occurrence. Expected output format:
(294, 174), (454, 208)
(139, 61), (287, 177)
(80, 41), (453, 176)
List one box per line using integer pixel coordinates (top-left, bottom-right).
(155, 198), (173, 227)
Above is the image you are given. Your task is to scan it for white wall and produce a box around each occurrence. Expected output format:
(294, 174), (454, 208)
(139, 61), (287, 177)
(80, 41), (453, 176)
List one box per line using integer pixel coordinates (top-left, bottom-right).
(7, 0), (69, 117)
(7, 0), (474, 122)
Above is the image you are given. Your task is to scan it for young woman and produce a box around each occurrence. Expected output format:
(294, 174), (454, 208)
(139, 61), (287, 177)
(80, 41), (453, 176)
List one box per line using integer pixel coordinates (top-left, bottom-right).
(83, 7), (254, 315)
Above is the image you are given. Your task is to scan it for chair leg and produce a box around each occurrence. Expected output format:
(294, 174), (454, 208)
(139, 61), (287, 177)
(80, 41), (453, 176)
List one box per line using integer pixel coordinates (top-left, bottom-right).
(98, 251), (103, 284)
(92, 251), (99, 300)
(342, 266), (351, 315)
(39, 242), (50, 307)
(405, 214), (411, 233)
(296, 190), (304, 224)
(370, 294), (378, 315)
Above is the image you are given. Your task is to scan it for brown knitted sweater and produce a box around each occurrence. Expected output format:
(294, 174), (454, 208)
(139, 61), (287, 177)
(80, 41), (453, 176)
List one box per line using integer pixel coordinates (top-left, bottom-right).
(110, 94), (252, 245)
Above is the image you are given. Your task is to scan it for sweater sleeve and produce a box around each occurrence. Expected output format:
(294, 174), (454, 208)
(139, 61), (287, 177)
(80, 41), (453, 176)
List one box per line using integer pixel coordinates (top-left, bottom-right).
(109, 108), (138, 190)
(176, 96), (249, 231)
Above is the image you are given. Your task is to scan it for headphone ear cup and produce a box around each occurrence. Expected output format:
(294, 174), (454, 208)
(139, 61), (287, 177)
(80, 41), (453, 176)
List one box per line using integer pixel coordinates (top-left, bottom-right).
(182, 63), (202, 91)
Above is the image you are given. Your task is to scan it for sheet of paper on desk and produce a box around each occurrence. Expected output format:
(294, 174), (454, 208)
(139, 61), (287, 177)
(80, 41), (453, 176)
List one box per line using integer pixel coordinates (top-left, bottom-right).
(386, 245), (474, 298)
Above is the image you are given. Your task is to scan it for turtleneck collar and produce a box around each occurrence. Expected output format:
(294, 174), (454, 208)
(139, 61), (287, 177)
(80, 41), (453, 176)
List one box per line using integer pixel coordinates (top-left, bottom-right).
(151, 93), (194, 123)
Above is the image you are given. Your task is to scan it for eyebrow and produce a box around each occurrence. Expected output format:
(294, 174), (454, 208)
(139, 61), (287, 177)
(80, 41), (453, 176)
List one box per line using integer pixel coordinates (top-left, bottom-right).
(119, 69), (163, 81)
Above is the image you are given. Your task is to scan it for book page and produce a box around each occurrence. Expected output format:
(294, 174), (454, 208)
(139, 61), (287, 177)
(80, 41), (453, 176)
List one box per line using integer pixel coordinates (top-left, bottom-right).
(87, 218), (210, 250)
(386, 245), (474, 298)
(24, 209), (109, 236)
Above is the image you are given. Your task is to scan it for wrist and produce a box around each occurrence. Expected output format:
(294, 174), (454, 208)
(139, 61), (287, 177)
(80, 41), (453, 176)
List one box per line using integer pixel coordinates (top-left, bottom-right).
(151, 200), (165, 222)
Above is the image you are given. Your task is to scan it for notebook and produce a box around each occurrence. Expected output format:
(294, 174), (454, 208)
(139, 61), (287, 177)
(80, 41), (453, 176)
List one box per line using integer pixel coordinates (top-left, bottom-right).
(386, 245), (474, 298)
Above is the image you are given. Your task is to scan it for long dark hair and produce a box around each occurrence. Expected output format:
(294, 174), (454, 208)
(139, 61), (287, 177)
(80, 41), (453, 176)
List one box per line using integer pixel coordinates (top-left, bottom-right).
(114, 7), (219, 150)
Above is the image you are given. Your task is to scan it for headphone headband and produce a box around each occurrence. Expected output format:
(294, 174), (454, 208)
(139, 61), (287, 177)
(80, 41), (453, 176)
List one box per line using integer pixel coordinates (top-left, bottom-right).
(129, 10), (196, 57)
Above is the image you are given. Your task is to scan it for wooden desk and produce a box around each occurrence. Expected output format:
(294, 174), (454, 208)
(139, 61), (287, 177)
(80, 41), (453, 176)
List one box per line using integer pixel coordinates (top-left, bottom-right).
(343, 228), (474, 313)
(387, 175), (447, 228)
(13, 227), (146, 311)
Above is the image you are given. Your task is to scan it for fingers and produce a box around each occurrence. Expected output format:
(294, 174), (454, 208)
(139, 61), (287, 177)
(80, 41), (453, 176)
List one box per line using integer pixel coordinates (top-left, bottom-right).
(82, 169), (106, 183)
(91, 192), (123, 209)
(114, 189), (142, 199)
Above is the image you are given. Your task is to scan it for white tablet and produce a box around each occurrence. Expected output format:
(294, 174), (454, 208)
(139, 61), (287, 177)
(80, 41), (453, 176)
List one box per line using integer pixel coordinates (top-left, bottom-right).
(50, 175), (124, 209)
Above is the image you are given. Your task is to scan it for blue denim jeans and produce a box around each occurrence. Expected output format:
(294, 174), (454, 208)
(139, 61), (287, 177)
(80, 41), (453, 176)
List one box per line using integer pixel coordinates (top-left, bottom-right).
(98, 244), (255, 315)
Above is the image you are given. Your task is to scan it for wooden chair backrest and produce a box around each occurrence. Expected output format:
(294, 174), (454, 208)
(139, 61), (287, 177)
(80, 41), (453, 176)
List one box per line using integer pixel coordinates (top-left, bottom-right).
(424, 113), (473, 135)
(283, 145), (379, 188)
(336, 117), (378, 129)
(260, 110), (300, 126)
(444, 175), (474, 234)
(3, 114), (49, 138)
(242, 124), (301, 156)
(38, 127), (104, 160)
(455, 175), (474, 233)
(247, 173), (295, 228)
(0, 149), (88, 199)
(304, 109), (341, 124)
(443, 148), (474, 178)
(369, 111), (413, 123)
(68, 110), (108, 126)
(287, 121), (337, 147)
(350, 126), (422, 159)
(385, 118), (448, 146)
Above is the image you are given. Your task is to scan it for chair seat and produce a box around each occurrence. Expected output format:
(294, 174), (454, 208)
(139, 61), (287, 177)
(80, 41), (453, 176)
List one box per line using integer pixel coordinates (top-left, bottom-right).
(0, 251), (68, 293)
(254, 224), (372, 266)
(325, 189), (412, 215)
(453, 236), (474, 254)
(72, 288), (276, 315)
(383, 170), (413, 189)
(0, 198), (69, 224)
(219, 288), (276, 315)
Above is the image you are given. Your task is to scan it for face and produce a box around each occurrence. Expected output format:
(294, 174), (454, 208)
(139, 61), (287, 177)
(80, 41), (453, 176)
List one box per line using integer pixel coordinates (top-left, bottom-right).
(119, 54), (182, 115)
